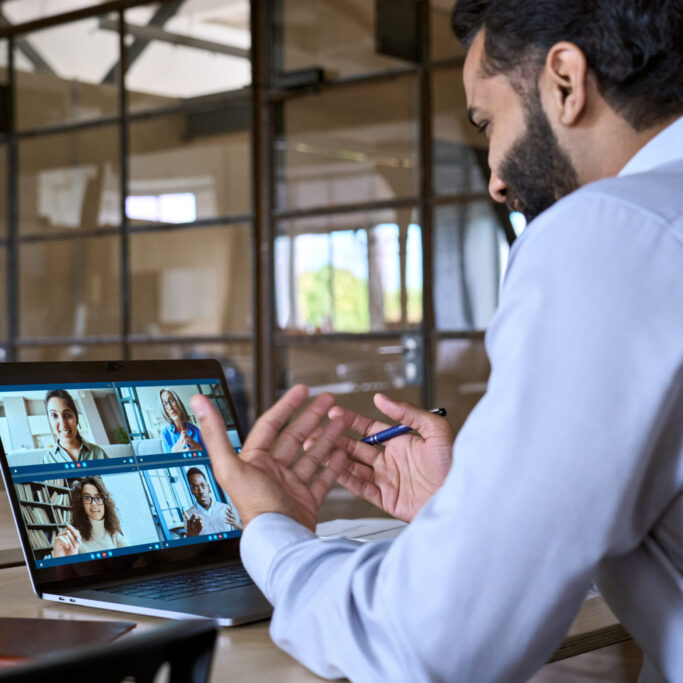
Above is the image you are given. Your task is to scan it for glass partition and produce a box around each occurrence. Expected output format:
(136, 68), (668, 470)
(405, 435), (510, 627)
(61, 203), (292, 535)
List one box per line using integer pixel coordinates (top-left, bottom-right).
(276, 75), (418, 212)
(430, 1), (466, 62)
(279, 0), (412, 79)
(0, 247), (6, 340)
(18, 125), (120, 235)
(14, 17), (119, 131)
(130, 224), (252, 337)
(281, 338), (422, 422)
(432, 67), (488, 196)
(125, 2), (251, 113)
(276, 208), (421, 334)
(128, 112), (251, 223)
(434, 337), (490, 433)
(18, 344), (123, 362)
(19, 235), (121, 338)
(131, 341), (254, 430)
(0, 145), (7, 238)
(434, 202), (505, 331)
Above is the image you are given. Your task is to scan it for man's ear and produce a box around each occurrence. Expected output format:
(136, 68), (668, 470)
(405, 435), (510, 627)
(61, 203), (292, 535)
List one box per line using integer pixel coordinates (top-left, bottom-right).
(543, 41), (588, 126)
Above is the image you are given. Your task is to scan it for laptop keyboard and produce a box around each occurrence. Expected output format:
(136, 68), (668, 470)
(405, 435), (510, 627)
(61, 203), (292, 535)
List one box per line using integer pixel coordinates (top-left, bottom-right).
(102, 565), (253, 602)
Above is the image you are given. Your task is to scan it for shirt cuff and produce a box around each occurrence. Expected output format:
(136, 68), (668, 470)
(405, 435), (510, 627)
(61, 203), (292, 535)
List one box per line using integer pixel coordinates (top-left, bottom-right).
(240, 512), (316, 602)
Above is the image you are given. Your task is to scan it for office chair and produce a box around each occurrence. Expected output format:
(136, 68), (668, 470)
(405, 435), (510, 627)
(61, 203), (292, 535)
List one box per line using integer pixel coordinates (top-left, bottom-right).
(0, 618), (218, 683)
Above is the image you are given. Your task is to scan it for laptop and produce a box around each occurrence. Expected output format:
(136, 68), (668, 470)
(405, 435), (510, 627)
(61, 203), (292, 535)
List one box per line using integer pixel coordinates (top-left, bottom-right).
(0, 359), (272, 626)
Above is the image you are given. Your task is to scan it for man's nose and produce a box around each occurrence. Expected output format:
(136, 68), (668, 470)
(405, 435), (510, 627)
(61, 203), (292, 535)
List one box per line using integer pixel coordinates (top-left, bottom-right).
(488, 172), (507, 204)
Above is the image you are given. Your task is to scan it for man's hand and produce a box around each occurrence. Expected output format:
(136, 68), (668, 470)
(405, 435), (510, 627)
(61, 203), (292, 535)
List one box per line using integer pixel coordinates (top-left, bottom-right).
(327, 394), (456, 522)
(185, 512), (203, 537)
(191, 386), (347, 531)
(52, 523), (81, 557)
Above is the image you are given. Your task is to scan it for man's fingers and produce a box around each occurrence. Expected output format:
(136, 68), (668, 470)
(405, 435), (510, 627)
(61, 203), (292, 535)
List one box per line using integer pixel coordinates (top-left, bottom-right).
(271, 392), (336, 466)
(292, 418), (345, 484)
(328, 405), (391, 438)
(309, 449), (348, 504)
(302, 426), (325, 452)
(373, 393), (452, 440)
(242, 385), (310, 455)
(336, 467), (382, 509)
(333, 433), (384, 467)
(191, 395), (242, 485)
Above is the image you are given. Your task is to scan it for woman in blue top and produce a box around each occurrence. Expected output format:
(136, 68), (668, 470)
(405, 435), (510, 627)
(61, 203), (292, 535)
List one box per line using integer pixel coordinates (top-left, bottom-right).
(159, 388), (207, 454)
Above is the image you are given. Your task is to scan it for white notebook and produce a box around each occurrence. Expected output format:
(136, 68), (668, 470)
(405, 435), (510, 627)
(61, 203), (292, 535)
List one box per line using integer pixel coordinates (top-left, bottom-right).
(316, 518), (407, 543)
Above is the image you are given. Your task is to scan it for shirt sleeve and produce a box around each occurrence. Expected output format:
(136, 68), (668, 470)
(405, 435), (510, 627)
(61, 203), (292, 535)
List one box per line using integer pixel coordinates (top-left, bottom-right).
(240, 190), (683, 682)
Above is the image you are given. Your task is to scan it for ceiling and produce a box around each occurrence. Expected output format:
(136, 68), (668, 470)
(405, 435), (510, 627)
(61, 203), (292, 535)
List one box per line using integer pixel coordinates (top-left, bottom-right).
(0, 0), (252, 99)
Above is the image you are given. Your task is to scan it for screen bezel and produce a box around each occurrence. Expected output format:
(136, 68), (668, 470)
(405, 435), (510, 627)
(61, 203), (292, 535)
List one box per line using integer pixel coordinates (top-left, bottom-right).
(0, 359), (246, 594)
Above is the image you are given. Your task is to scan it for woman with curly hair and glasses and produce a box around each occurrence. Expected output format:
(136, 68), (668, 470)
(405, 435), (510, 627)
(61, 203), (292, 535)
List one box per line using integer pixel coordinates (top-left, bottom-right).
(52, 476), (128, 557)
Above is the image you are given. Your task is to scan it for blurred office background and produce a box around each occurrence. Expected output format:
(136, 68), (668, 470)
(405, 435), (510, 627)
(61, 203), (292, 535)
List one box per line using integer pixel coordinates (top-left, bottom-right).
(0, 0), (521, 433)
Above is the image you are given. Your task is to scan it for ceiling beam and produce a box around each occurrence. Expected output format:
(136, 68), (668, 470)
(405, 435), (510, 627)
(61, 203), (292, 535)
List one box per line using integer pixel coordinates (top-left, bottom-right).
(98, 17), (249, 60)
(102, 0), (185, 85)
(0, 10), (55, 74)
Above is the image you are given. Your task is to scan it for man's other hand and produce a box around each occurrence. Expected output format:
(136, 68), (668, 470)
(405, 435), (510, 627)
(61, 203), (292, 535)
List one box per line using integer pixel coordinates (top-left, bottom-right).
(326, 394), (456, 522)
(191, 386), (347, 531)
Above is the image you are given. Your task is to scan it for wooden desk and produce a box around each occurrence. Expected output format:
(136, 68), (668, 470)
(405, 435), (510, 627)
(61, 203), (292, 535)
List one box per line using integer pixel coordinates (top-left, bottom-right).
(0, 565), (322, 681)
(0, 489), (631, 679)
(0, 492), (24, 569)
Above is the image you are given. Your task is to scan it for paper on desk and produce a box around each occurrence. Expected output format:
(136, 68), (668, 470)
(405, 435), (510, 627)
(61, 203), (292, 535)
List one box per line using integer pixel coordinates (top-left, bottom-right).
(316, 518), (407, 543)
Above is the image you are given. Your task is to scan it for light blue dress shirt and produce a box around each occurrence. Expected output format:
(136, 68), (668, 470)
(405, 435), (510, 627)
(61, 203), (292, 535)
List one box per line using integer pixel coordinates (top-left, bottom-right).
(240, 117), (683, 682)
(161, 421), (207, 453)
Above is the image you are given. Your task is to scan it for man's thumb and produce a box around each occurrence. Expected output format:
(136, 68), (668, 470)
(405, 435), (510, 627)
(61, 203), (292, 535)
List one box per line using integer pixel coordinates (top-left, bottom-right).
(191, 395), (243, 477)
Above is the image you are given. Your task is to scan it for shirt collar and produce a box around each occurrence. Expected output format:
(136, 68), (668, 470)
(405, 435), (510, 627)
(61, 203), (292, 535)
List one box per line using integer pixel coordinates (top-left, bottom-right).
(619, 116), (683, 177)
(194, 499), (215, 516)
(54, 441), (90, 457)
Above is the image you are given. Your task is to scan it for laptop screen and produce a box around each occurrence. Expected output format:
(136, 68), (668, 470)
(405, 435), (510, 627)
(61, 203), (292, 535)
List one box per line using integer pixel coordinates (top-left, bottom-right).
(0, 364), (244, 584)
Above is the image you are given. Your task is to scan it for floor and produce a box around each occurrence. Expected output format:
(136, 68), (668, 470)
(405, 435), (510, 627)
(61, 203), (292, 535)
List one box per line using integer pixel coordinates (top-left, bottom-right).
(532, 640), (643, 682)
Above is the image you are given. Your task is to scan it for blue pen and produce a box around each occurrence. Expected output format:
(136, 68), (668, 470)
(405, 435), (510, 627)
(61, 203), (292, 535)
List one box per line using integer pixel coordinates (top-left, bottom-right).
(362, 408), (447, 446)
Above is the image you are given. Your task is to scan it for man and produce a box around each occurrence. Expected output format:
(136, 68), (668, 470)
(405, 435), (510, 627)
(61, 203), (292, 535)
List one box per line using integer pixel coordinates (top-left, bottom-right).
(183, 467), (241, 536)
(191, 1), (683, 680)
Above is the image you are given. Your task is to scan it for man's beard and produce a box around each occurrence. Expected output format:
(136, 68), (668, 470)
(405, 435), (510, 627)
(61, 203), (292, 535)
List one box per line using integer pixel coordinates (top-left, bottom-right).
(498, 93), (580, 223)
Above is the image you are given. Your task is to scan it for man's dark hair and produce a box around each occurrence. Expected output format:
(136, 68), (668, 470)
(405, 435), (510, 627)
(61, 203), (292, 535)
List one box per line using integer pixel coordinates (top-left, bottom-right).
(186, 467), (205, 483)
(451, 0), (683, 130)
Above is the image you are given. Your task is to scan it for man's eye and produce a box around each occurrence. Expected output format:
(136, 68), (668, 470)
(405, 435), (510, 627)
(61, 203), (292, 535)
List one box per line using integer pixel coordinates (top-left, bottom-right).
(476, 121), (489, 136)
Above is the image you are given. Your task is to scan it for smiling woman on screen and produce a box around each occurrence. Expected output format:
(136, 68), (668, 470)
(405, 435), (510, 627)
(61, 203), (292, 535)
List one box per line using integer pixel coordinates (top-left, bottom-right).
(42, 389), (108, 464)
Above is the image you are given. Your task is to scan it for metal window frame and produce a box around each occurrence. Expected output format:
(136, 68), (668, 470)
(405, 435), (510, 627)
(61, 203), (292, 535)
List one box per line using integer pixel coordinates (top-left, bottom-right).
(0, 0), (505, 419)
